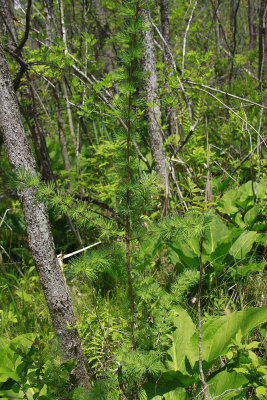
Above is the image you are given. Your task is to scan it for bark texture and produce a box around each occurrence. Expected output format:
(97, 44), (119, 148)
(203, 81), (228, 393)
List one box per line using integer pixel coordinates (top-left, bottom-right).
(0, 42), (90, 390)
(142, 9), (169, 203)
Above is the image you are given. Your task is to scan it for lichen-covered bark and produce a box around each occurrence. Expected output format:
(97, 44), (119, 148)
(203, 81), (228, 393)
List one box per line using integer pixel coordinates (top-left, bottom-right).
(0, 42), (90, 390)
(142, 9), (169, 202)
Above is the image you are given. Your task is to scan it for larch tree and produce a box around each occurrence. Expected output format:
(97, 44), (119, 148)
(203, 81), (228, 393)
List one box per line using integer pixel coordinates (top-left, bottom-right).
(0, 42), (90, 390)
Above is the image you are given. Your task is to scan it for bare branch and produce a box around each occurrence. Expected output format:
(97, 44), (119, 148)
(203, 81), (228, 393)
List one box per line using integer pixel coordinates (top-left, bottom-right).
(187, 81), (267, 109)
(182, 0), (198, 76)
(17, 0), (32, 53)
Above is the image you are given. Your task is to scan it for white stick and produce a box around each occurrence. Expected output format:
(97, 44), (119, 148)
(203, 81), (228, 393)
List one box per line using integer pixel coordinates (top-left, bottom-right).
(57, 241), (102, 261)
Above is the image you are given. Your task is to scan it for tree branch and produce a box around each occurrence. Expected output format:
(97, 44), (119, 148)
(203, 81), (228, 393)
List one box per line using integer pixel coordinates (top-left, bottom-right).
(16, 0), (32, 53)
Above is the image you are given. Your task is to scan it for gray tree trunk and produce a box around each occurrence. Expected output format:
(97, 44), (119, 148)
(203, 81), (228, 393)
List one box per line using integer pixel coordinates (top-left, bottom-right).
(141, 8), (169, 208)
(92, 0), (115, 73)
(0, 42), (90, 390)
(259, 0), (267, 79)
(248, 0), (258, 49)
(20, 85), (54, 182)
(54, 84), (71, 175)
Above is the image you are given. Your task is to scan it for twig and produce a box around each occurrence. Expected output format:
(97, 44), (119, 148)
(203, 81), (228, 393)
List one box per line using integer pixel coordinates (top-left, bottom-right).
(177, 118), (200, 151)
(156, 309), (167, 345)
(231, 137), (267, 174)
(214, 161), (238, 183)
(150, 18), (194, 127)
(169, 161), (188, 211)
(0, 209), (12, 228)
(187, 81), (267, 109)
(194, 87), (266, 140)
(57, 241), (102, 261)
(212, 387), (248, 399)
(182, 0), (198, 76)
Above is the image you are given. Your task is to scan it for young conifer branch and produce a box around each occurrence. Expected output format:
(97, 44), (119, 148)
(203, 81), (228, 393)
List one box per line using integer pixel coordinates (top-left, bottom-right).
(125, 0), (140, 353)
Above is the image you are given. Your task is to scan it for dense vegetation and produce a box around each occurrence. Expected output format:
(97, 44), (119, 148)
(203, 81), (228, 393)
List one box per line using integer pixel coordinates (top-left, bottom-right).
(0, 0), (266, 399)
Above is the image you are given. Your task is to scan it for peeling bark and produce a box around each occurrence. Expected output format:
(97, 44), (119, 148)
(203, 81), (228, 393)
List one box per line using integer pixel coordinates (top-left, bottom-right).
(0, 42), (90, 390)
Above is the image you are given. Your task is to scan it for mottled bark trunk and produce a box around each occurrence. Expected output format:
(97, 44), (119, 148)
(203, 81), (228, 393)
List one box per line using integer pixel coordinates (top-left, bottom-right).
(54, 85), (71, 175)
(248, 0), (258, 49)
(141, 9), (169, 206)
(0, 0), (17, 48)
(259, 0), (267, 79)
(20, 86), (54, 182)
(213, 1), (222, 55)
(229, 0), (240, 86)
(61, 75), (82, 175)
(43, 0), (53, 45)
(92, 0), (114, 73)
(0, 42), (90, 390)
(160, 0), (176, 138)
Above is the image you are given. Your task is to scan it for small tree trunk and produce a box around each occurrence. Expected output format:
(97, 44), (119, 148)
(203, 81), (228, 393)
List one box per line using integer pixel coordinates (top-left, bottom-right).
(20, 85), (54, 182)
(248, 0), (258, 50)
(54, 84), (71, 175)
(259, 0), (267, 79)
(92, 0), (115, 73)
(0, 42), (90, 390)
(141, 8), (169, 210)
(0, 0), (17, 48)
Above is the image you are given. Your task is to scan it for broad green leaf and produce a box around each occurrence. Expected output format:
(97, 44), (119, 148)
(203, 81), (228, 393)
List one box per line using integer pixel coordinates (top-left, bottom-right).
(244, 205), (261, 226)
(256, 180), (267, 200)
(208, 228), (241, 264)
(229, 231), (259, 259)
(143, 381), (186, 400)
(188, 306), (267, 368)
(256, 386), (266, 397)
(166, 307), (196, 374)
(207, 369), (248, 399)
(235, 181), (254, 209)
(203, 215), (228, 255)
(231, 261), (265, 277)
(168, 240), (199, 270)
(0, 366), (20, 382)
(218, 189), (239, 215)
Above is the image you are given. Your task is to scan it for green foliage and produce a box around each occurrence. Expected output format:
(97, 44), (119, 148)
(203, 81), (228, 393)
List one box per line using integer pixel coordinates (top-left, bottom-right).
(0, 334), (75, 400)
(1, 0), (266, 398)
(144, 305), (267, 399)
